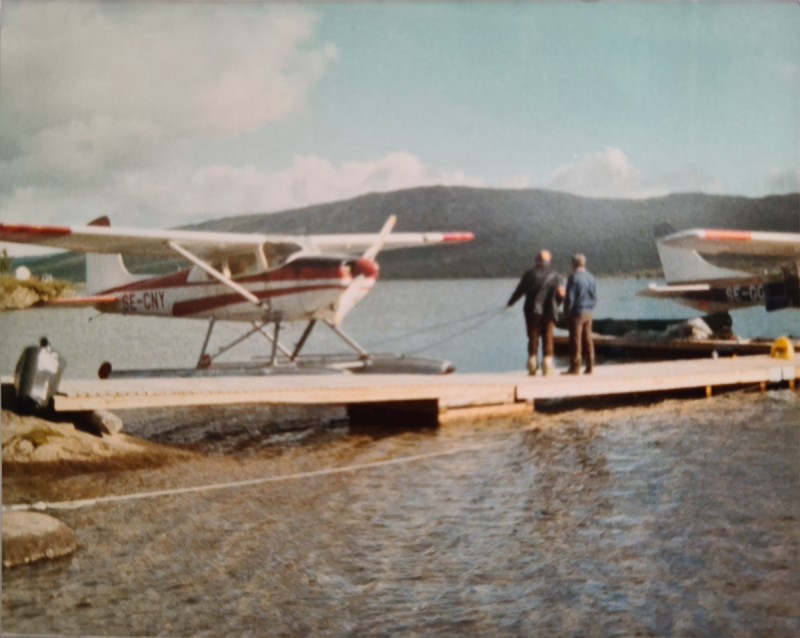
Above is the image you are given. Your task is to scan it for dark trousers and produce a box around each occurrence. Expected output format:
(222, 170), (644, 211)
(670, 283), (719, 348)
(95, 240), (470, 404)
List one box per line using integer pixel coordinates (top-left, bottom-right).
(525, 313), (555, 358)
(568, 312), (594, 372)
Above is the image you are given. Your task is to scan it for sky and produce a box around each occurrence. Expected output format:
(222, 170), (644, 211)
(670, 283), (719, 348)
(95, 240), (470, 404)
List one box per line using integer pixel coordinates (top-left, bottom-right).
(0, 1), (798, 253)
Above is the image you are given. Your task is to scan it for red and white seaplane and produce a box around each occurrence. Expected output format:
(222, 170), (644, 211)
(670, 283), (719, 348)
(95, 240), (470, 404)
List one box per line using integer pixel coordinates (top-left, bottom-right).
(0, 216), (474, 376)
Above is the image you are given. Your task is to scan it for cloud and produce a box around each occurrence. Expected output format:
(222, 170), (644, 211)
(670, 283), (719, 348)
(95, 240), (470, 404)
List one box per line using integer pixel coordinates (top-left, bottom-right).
(543, 147), (724, 199)
(546, 148), (644, 199)
(1, 151), (480, 230)
(0, 3), (337, 202)
(117, 152), (480, 221)
(765, 167), (800, 194)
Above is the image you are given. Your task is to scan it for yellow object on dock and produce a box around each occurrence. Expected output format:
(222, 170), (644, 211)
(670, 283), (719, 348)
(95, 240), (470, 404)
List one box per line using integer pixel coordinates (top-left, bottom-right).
(770, 336), (795, 361)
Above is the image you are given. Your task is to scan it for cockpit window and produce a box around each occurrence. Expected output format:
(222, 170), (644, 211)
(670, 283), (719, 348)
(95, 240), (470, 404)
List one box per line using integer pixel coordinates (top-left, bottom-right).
(262, 242), (301, 268)
(228, 252), (258, 277)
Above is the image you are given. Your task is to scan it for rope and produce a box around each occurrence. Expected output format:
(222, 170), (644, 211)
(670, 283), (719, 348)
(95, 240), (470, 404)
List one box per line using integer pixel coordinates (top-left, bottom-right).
(367, 305), (506, 352)
(406, 307), (507, 355)
(5, 440), (508, 513)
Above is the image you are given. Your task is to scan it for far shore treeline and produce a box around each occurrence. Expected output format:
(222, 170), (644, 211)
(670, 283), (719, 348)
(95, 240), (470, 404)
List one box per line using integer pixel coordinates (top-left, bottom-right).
(14, 187), (800, 281)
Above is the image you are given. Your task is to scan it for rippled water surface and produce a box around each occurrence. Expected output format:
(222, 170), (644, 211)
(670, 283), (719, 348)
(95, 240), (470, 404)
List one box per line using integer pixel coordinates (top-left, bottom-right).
(3, 279), (799, 636)
(1, 278), (798, 376)
(4, 391), (799, 637)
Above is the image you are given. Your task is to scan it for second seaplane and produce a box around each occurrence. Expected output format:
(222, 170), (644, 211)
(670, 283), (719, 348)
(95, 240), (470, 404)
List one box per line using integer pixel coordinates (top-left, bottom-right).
(0, 215), (474, 376)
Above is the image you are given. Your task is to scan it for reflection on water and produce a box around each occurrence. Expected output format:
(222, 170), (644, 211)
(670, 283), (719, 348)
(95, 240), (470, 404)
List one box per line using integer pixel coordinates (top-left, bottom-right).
(3, 391), (799, 636)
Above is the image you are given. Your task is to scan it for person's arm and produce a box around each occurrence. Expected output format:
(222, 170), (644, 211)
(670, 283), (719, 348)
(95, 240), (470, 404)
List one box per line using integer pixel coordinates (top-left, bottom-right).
(507, 273), (527, 307)
(563, 276), (574, 316)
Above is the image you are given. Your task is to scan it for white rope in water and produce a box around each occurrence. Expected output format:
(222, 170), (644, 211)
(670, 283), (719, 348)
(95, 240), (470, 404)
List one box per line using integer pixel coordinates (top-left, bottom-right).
(5, 439), (510, 513)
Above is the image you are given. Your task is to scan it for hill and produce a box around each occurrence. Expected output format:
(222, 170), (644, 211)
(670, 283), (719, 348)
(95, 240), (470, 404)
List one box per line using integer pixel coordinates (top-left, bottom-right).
(16, 187), (800, 280)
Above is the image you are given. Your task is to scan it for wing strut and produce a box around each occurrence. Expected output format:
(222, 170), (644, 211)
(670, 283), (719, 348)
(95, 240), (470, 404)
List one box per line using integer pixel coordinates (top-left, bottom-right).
(197, 318), (216, 368)
(325, 321), (369, 359)
(196, 319), (295, 369)
(290, 320), (317, 361)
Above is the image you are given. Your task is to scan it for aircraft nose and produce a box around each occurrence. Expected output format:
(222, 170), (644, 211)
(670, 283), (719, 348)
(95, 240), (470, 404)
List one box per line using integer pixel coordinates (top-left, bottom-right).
(349, 258), (379, 278)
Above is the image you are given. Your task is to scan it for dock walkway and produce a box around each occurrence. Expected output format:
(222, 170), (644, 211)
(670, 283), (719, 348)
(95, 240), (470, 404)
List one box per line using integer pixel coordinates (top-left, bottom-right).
(3, 355), (797, 424)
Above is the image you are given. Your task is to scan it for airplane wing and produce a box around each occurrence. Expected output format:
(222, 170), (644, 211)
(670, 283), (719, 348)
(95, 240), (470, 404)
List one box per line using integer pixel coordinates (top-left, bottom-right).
(660, 229), (800, 258)
(0, 220), (474, 261)
(0, 221), (300, 261)
(307, 231), (475, 254)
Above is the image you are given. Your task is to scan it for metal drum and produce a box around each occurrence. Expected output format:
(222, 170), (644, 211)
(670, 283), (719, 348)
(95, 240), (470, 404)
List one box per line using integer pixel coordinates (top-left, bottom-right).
(14, 338), (66, 412)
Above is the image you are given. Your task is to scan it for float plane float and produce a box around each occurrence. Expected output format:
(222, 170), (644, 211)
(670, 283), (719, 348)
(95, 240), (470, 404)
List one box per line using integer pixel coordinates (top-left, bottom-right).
(0, 216), (474, 376)
(640, 225), (800, 313)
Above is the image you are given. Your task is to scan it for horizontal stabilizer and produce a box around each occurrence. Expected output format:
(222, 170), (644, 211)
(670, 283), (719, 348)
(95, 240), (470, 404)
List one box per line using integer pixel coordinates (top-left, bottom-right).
(656, 240), (751, 284)
(37, 295), (118, 307)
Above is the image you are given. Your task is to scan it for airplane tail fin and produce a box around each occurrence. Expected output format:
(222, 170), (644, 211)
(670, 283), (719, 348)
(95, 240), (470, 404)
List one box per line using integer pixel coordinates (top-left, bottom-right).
(653, 222), (676, 240)
(656, 239), (751, 284)
(85, 216), (138, 294)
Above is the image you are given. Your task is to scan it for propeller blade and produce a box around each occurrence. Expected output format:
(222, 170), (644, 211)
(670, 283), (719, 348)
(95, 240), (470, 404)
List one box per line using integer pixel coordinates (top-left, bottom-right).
(362, 215), (397, 261)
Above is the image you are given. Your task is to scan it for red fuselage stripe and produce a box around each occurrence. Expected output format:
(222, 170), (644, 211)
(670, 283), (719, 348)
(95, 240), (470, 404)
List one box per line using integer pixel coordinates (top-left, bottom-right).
(102, 265), (350, 294)
(171, 283), (350, 316)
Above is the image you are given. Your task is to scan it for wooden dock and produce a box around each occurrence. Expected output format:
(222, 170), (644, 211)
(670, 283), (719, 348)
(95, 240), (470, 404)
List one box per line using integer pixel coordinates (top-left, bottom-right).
(2, 355), (797, 425)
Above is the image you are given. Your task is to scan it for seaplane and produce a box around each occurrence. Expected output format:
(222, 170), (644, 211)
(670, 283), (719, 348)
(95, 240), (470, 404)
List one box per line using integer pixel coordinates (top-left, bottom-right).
(0, 215), (474, 376)
(640, 225), (800, 313)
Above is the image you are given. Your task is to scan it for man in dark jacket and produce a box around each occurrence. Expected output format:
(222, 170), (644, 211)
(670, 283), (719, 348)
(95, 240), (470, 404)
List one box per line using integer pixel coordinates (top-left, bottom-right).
(507, 249), (563, 376)
(564, 253), (597, 375)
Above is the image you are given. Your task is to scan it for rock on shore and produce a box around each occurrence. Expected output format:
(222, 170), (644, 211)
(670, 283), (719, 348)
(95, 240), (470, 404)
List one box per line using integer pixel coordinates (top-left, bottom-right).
(0, 275), (75, 310)
(2, 511), (78, 568)
(1, 409), (191, 469)
(2, 409), (196, 568)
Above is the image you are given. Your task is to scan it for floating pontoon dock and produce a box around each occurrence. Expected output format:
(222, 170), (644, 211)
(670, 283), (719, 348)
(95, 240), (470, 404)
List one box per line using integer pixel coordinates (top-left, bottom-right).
(2, 355), (797, 426)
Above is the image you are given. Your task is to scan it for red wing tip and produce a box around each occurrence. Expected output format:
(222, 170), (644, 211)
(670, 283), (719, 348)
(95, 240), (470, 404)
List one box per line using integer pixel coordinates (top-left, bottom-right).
(702, 230), (753, 242)
(442, 232), (475, 243)
(0, 223), (72, 240)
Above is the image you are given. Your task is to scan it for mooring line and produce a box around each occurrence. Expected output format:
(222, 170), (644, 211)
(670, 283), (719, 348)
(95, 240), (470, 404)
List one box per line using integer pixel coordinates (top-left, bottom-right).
(365, 305), (504, 350)
(5, 440), (507, 513)
(406, 307), (506, 354)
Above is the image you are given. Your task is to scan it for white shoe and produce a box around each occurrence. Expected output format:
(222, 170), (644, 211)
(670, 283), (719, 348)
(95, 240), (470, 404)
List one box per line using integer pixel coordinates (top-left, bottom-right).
(527, 356), (538, 376)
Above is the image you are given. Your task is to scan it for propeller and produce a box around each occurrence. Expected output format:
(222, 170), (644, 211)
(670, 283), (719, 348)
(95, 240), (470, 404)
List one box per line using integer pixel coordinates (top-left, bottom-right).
(333, 215), (396, 327)
(362, 214), (397, 261)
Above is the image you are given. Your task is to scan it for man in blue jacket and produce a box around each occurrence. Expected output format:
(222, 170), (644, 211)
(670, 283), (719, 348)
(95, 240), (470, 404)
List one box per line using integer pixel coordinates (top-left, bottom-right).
(564, 253), (597, 375)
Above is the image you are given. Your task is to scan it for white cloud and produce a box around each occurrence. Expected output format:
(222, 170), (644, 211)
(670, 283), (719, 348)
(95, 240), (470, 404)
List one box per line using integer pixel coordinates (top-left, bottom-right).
(544, 147), (725, 199)
(0, 2), (337, 204)
(546, 147), (651, 199)
(117, 152), (480, 221)
(765, 167), (800, 194)
(1, 151), (480, 229)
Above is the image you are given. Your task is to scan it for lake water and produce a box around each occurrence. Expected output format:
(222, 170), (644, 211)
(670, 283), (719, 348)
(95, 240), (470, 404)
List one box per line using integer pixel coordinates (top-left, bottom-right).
(1, 277), (797, 376)
(2, 279), (799, 637)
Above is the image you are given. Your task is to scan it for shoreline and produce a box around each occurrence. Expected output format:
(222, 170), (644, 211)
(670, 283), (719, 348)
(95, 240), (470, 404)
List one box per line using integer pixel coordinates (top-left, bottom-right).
(0, 275), (75, 310)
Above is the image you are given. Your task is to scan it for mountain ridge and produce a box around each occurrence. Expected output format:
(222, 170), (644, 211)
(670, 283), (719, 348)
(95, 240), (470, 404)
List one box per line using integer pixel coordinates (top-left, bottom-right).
(15, 187), (800, 281)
